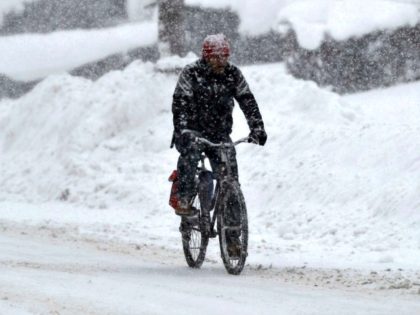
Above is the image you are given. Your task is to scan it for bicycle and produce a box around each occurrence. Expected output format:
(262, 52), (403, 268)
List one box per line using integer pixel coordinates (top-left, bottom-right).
(178, 131), (251, 275)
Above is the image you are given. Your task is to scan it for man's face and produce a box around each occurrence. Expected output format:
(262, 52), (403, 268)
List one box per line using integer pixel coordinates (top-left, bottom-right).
(207, 55), (229, 74)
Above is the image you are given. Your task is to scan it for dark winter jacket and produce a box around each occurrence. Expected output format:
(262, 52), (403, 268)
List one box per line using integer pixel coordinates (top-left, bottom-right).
(171, 58), (264, 145)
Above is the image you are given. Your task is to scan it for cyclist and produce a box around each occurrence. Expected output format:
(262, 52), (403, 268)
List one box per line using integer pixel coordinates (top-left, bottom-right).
(170, 33), (267, 219)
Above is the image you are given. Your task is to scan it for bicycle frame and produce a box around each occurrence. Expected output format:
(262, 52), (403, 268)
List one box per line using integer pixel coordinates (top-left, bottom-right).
(191, 134), (249, 238)
(180, 130), (253, 273)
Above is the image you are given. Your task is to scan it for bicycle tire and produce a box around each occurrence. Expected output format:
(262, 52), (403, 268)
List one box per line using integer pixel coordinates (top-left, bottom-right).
(217, 181), (248, 275)
(181, 193), (210, 268)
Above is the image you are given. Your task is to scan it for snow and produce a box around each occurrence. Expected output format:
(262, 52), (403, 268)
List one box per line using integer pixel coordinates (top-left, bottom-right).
(327, 0), (420, 41)
(155, 52), (198, 72)
(186, 0), (294, 36)
(0, 0), (40, 26)
(2, 232), (419, 315)
(1, 2), (419, 313)
(277, 0), (420, 50)
(127, 0), (156, 21)
(186, 0), (420, 41)
(0, 57), (419, 276)
(0, 22), (157, 81)
(2, 0), (418, 83)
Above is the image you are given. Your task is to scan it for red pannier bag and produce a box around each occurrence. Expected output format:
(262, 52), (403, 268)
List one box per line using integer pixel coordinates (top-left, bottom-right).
(168, 170), (180, 211)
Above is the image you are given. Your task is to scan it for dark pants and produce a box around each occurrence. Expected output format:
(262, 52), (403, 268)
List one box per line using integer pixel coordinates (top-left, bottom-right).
(175, 133), (241, 241)
(174, 133), (238, 200)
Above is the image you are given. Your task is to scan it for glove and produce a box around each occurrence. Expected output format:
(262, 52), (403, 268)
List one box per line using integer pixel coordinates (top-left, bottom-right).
(179, 130), (200, 147)
(249, 128), (267, 146)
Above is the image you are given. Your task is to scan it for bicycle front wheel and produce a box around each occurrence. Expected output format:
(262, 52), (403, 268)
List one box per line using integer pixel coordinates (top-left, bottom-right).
(217, 182), (248, 275)
(180, 195), (209, 268)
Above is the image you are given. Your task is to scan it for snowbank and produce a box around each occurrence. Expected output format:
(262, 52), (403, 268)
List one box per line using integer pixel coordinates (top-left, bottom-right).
(277, 0), (420, 50)
(0, 60), (174, 207)
(0, 60), (419, 270)
(0, 22), (158, 81)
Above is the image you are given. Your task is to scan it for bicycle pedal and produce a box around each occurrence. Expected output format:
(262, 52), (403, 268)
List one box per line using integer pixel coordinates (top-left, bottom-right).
(176, 206), (198, 217)
(186, 207), (199, 216)
(183, 214), (198, 221)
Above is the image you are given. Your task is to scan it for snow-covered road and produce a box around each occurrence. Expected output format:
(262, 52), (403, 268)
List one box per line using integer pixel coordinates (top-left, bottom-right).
(1, 226), (419, 315)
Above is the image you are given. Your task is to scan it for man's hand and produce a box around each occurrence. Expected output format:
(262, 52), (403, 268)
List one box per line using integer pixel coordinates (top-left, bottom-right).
(180, 129), (201, 147)
(248, 128), (267, 146)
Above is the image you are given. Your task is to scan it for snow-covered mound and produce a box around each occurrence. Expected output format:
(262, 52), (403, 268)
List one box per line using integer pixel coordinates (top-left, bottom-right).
(0, 60), (419, 270)
(0, 61), (174, 208)
(0, 22), (157, 81)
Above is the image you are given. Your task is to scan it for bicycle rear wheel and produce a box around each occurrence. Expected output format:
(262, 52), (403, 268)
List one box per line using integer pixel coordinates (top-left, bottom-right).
(180, 195), (209, 268)
(217, 182), (248, 275)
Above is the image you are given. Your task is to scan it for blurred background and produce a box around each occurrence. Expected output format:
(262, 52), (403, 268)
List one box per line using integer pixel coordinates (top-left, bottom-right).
(1, 0), (420, 98)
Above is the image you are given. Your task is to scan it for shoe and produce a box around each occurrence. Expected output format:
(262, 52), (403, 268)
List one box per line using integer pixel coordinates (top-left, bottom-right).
(175, 197), (193, 216)
(227, 238), (242, 258)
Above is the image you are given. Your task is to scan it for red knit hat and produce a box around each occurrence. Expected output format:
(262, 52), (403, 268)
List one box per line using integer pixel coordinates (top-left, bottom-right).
(202, 34), (231, 59)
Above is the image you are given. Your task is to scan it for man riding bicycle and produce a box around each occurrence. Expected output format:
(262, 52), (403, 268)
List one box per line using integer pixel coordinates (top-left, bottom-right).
(170, 34), (267, 217)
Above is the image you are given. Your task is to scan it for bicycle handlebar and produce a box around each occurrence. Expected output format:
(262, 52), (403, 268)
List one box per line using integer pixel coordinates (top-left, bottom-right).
(181, 129), (254, 147)
(196, 136), (250, 147)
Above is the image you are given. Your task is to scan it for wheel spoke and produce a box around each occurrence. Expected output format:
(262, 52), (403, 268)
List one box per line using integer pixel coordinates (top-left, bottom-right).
(181, 191), (209, 268)
(217, 183), (248, 275)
